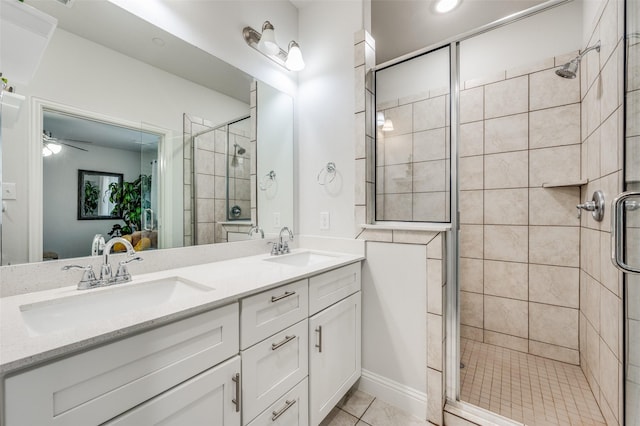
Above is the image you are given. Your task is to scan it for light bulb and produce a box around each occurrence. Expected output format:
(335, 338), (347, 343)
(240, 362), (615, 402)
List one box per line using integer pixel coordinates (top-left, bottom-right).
(382, 119), (394, 132)
(47, 142), (62, 154)
(285, 41), (305, 71)
(42, 146), (53, 156)
(258, 21), (279, 55)
(435, 0), (460, 13)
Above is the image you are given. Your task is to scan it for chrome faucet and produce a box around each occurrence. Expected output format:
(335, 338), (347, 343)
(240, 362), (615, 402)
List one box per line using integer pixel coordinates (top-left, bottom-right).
(272, 226), (293, 255)
(248, 225), (264, 239)
(63, 237), (143, 290)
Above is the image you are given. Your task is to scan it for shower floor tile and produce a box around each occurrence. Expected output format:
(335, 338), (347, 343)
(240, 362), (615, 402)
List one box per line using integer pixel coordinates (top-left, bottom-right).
(460, 338), (606, 425)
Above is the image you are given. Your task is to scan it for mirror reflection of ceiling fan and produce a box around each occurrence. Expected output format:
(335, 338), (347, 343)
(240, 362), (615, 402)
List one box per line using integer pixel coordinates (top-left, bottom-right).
(42, 131), (91, 156)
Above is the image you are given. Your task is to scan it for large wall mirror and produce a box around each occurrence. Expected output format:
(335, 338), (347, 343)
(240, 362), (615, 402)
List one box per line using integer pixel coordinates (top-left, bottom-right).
(0, 1), (294, 265)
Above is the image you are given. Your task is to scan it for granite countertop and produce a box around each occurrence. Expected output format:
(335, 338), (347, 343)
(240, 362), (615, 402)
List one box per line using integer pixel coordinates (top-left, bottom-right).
(0, 249), (363, 375)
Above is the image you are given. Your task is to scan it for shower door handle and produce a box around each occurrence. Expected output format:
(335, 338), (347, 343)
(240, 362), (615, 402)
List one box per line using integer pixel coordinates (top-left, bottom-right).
(143, 208), (154, 231)
(611, 192), (640, 274)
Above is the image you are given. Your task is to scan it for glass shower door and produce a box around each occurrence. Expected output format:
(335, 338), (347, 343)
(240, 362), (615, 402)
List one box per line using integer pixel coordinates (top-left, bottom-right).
(623, 0), (640, 423)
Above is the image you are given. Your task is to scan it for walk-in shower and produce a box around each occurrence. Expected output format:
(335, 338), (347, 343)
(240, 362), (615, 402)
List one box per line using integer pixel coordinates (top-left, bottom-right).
(555, 40), (600, 79)
(190, 115), (251, 245)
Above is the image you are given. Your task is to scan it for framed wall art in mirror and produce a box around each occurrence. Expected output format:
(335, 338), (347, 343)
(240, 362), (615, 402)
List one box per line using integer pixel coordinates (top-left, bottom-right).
(77, 170), (123, 220)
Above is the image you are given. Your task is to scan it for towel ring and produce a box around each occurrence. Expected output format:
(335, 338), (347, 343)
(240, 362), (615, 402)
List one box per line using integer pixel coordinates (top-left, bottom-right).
(259, 170), (277, 191)
(317, 162), (337, 185)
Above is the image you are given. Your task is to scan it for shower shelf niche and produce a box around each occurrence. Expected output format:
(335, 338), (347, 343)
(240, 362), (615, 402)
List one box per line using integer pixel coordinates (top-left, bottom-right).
(542, 179), (588, 188)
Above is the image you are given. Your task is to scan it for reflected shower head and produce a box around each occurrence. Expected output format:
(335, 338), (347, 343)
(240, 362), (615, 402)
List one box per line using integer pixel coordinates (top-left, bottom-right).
(234, 143), (246, 155)
(555, 40), (601, 79)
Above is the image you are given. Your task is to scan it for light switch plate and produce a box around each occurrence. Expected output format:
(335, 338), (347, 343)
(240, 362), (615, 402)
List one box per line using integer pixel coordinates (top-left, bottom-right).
(2, 183), (17, 200)
(319, 212), (330, 230)
(273, 212), (281, 228)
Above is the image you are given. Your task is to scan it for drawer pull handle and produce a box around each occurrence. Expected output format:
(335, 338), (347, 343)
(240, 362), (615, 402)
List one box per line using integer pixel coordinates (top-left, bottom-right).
(271, 334), (296, 350)
(271, 290), (296, 303)
(272, 399), (297, 421)
(232, 373), (240, 412)
(315, 326), (323, 352)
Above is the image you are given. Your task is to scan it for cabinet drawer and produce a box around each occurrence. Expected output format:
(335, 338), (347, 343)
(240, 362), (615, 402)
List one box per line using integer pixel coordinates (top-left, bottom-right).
(242, 319), (309, 424)
(241, 279), (308, 349)
(309, 263), (361, 315)
(104, 356), (242, 425)
(4, 304), (239, 426)
(247, 378), (308, 426)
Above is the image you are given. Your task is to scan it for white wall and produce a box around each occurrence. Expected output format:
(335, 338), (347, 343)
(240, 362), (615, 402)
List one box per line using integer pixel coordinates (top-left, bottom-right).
(2, 28), (249, 264)
(108, 0), (299, 97)
(43, 145), (141, 259)
(257, 81), (294, 232)
(459, 1), (582, 82)
(297, 0), (363, 238)
(361, 242), (427, 411)
(376, 46), (450, 104)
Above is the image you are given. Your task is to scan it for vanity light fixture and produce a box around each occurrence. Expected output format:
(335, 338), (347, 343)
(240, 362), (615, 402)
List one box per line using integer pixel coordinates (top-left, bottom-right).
(434, 0), (461, 14)
(243, 21), (305, 71)
(257, 21), (279, 55)
(376, 112), (394, 132)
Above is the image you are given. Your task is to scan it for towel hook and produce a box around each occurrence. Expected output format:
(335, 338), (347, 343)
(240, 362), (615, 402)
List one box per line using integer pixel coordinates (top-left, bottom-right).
(317, 162), (337, 185)
(259, 170), (276, 191)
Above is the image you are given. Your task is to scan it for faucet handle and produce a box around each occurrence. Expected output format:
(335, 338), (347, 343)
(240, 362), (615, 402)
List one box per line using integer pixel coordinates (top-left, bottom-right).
(270, 242), (280, 255)
(62, 265), (98, 287)
(115, 256), (143, 281)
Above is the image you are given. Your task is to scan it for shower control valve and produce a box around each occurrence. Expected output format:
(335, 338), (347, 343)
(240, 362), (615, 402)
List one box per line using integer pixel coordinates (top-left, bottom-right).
(576, 190), (605, 221)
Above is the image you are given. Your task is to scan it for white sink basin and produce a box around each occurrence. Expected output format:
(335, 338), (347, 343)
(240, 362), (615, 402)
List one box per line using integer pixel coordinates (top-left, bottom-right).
(263, 251), (339, 267)
(20, 277), (213, 336)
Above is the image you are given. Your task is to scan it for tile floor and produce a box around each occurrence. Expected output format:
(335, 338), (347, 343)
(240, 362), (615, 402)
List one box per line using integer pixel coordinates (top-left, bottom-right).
(320, 390), (429, 426)
(460, 338), (606, 425)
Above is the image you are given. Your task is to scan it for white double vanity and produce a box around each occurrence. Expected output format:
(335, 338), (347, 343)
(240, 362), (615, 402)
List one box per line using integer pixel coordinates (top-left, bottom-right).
(0, 248), (363, 426)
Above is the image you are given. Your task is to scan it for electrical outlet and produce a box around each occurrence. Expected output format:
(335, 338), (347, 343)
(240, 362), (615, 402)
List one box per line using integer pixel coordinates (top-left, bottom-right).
(273, 212), (281, 228)
(319, 212), (330, 230)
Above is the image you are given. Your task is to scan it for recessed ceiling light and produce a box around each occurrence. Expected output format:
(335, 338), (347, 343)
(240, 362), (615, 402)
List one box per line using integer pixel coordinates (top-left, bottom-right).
(434, 0), (461, 14)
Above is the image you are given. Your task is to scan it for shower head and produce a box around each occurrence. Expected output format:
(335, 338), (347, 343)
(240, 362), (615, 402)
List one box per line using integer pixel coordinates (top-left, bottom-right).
(555, 40), (601, 79)
(555, 58), (580, 79)
(234, 143), (246, 155)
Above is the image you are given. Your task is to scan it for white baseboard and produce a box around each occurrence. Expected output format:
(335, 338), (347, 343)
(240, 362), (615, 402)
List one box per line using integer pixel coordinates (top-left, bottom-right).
(357, 369), (427, 420)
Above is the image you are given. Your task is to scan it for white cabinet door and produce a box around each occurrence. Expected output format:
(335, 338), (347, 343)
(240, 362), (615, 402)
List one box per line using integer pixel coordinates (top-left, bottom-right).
(242, 319), (309, 424)
(247, 378), (309, 426)
(105, 356), (241, 426)
(308, 292), (361, 426)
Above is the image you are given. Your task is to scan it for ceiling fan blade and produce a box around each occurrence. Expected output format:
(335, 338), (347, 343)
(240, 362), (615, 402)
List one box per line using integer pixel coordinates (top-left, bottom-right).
(58, 142), (89, 152)
(60, 138), (93, 145)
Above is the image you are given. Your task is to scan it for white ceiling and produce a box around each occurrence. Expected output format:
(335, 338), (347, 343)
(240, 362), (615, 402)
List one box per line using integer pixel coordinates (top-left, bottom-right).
(43, 110), (160, 153)
(30, 0), (253, 104)
(371, 0), (551, 63)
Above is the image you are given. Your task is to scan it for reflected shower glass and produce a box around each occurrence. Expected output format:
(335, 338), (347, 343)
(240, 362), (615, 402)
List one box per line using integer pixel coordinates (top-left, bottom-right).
(226, 117), (251, 221)
(374, 46), (451, 222)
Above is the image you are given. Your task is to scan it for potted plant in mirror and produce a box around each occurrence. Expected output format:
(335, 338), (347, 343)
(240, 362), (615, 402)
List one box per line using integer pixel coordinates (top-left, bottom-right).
(83, 180), (100, 215)
(108, 174), (151, 235)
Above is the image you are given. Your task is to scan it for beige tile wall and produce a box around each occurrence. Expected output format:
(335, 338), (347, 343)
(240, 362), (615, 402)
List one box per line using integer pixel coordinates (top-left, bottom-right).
(375, 92), (450, 222)
(458, 52), (583, 365)
(578, 0), (626, 424)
